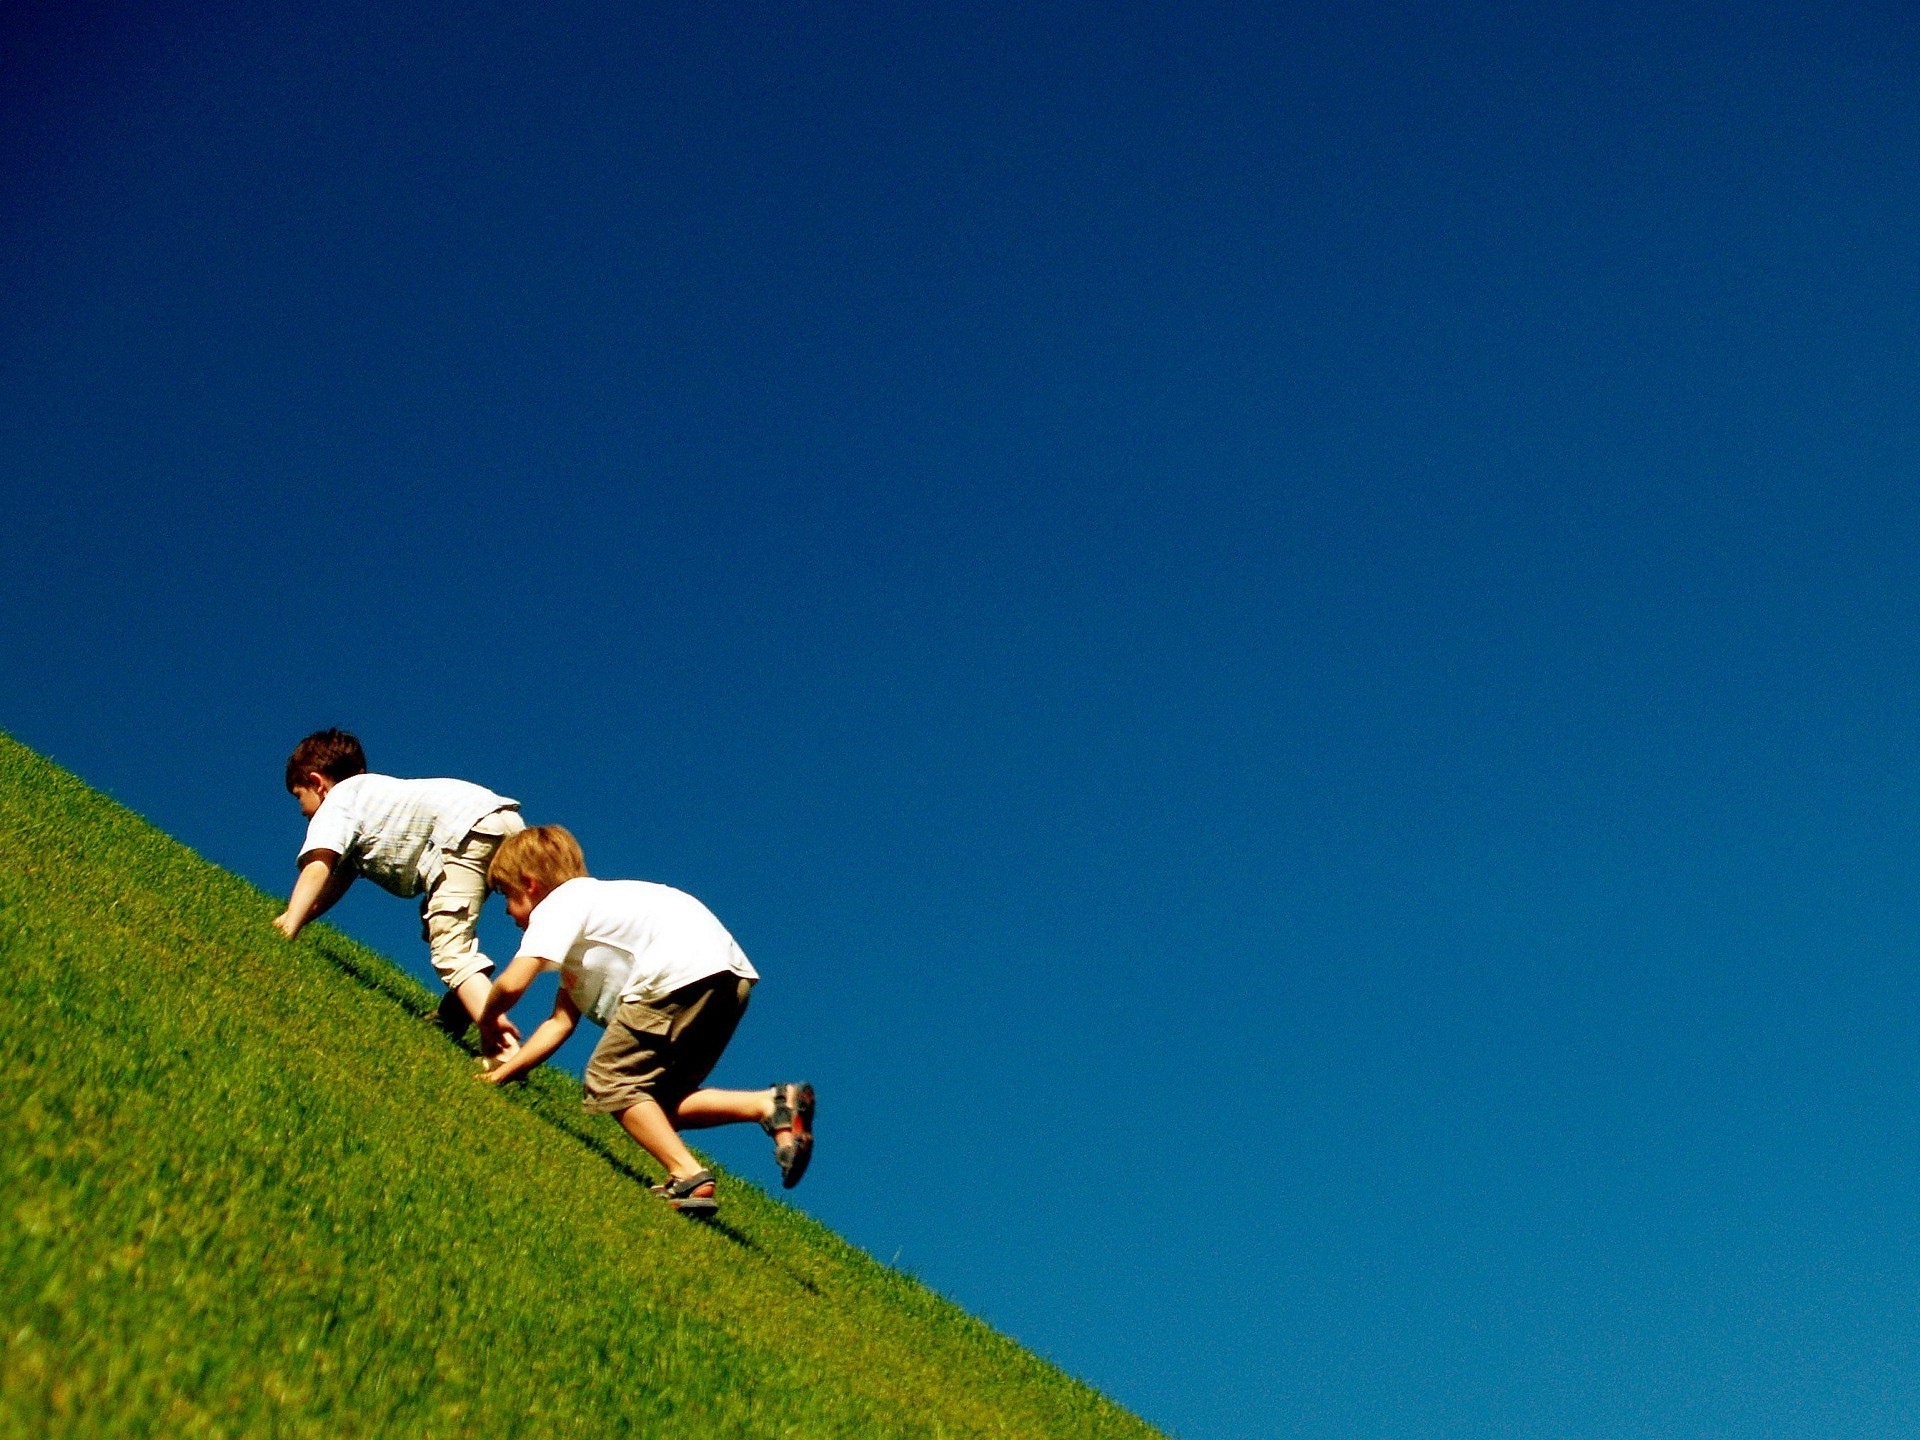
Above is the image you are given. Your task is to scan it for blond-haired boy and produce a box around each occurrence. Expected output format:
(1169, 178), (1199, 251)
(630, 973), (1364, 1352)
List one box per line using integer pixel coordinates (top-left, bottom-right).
(479, 825), (813, 1214)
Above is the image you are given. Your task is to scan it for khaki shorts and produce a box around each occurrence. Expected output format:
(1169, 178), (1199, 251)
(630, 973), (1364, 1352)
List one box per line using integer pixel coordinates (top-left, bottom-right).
(419, 808), (525, 991)
(582, 973), (754, 1116)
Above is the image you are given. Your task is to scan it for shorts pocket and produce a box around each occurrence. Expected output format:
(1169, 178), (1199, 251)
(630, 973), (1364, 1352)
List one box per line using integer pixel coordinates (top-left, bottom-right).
(421, 891), (475, 944)
(615, 999), (675, 1037)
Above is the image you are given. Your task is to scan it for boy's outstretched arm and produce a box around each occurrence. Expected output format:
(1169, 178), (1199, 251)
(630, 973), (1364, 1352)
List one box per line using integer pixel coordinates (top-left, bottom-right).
(477, 951), (543, 1054)
(484, 985), (579, 1085)
(273, 850), (350, 939)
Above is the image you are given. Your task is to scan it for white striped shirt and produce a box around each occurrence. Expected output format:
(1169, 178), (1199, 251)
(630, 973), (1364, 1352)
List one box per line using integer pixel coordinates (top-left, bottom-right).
(299, 773), (517, 898)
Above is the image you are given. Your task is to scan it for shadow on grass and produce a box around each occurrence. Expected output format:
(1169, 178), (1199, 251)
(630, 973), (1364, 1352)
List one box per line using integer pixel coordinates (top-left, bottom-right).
(495, 1085), (830, 1291)
(310, 934), (438, 1024)
(310, 930), (820, 1291)
(311, 934), (486, 1052)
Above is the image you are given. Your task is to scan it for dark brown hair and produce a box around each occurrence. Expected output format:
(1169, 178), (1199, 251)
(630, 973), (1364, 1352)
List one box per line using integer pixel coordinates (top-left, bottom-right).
(285, 729), (368, 791)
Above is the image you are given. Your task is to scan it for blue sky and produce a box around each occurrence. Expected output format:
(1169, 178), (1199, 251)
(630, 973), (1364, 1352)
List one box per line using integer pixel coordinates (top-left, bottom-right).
(6, 3), (1920, 1437)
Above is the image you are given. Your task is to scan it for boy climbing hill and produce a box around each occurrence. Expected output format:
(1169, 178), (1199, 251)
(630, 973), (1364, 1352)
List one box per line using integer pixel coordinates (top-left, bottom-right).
(274, 728), (524, 1054)
(479, 824), (814, 1215)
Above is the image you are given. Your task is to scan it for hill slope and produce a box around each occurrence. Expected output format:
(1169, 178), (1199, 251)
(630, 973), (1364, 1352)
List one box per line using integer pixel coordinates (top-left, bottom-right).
(0, 734), (1164, 1440)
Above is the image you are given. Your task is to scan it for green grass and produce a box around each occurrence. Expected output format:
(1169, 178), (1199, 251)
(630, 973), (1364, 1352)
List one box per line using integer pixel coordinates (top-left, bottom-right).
(0, 733), (1165, 1440)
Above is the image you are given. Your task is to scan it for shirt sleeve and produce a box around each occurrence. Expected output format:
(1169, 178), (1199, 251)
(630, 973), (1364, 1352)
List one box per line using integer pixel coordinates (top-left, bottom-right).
(515, 887), (583, 970)
(300, 791), (357, 862)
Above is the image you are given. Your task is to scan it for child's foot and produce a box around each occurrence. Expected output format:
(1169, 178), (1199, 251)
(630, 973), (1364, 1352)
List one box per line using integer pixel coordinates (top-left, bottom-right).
(760, 1082), (815, 1189)
(653, 1169), (718, 1216)
(434, 989), (471, 1038)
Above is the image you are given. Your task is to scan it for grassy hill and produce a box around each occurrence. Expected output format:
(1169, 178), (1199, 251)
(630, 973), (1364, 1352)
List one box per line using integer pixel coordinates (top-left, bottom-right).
(0, 734), (1164, 1440)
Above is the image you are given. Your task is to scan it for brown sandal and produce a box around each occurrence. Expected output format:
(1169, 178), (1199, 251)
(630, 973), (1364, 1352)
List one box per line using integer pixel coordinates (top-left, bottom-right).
(653, 1169), (718, 1215)
(761, 1082), (815, 1189)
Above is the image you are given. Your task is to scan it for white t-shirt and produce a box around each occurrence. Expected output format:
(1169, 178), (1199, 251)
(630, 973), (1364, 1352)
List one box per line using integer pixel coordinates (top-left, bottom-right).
(300, 773), (518, 898)
(513, 876), (758, 1025)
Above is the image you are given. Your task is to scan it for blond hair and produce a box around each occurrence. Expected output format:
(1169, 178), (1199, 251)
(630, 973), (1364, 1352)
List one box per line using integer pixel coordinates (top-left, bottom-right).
(488, 824), (589, 897)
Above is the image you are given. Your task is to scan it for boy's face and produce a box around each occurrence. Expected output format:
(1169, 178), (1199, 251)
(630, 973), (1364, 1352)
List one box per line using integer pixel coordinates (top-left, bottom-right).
(499, 879), (546, 929)
(290, 774), (332, 819)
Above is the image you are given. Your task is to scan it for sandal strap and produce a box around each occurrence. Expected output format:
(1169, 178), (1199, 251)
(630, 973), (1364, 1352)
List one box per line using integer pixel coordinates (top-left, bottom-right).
(663, 1168), (715, 1198)
(761, 1083), (793, 1137)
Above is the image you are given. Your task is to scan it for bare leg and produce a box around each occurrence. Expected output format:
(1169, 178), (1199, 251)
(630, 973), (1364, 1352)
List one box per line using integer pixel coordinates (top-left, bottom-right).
(453, 972), (494, 1025)
(673, 1087), (776, 1132)
(677, 1086), (808, 1189)
(617, 1099), (707, 1181)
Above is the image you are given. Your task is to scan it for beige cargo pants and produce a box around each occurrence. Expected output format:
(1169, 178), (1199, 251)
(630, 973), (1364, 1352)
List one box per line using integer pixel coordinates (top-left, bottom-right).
(420, 808), (527, 991)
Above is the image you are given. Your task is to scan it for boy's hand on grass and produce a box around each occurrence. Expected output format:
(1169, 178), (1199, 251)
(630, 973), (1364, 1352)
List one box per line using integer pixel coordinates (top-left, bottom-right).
(476, 1054), (522, 1085)
(474, 1024), (524, 1085)
(480, 1013), (521, 1052)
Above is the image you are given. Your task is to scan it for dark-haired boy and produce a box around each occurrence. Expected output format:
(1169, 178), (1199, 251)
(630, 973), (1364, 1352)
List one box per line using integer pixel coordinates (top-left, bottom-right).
(273, 728), (525, 1051)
